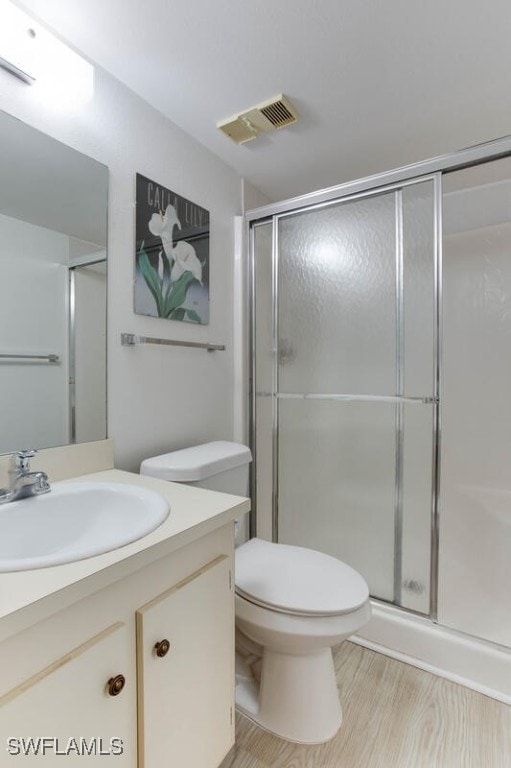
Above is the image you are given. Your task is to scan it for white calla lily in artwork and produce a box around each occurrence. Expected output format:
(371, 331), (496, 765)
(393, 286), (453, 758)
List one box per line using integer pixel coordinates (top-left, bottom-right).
(171, 241), (202, 284)
(148, 204), (181, 262)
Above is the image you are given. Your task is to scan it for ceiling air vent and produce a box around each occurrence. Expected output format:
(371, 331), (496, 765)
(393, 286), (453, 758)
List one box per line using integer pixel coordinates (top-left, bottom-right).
(217, 95), (298, 144)
(258, 97), (296, 129)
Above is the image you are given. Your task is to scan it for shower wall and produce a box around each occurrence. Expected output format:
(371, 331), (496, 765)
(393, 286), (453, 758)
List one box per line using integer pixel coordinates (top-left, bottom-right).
(439, 158), (511, 647)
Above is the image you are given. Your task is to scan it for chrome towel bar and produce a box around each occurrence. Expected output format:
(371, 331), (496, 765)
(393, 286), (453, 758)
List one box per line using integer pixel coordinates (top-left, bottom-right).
(121, 333), (225, 352)
(0, 353), (60, 363)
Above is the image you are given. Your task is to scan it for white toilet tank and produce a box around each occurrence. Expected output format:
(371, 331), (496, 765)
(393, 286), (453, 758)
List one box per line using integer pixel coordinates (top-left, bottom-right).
(140, 441), (252, 496)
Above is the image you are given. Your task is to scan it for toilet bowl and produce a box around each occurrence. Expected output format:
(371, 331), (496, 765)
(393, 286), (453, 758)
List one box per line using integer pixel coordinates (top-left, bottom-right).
(141, 441), (371, 744)
(234, 537), (370, 743)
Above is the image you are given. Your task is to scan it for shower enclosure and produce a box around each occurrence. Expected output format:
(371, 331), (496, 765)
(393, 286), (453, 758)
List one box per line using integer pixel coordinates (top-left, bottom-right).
(249, 146), (511, 652)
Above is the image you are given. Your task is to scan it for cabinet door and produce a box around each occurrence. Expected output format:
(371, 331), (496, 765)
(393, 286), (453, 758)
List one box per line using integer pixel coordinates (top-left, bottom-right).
(137, 555), (234, 768)
(0, 622), (136, 766)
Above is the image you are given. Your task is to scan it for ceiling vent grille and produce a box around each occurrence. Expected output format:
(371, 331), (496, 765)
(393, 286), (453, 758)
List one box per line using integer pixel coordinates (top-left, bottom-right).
(259, 98), (296, 129)
(217, 95), (298, 144)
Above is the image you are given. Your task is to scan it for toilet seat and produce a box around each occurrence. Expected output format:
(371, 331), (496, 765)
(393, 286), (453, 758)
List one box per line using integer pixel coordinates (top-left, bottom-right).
(235, 538), (369, 618)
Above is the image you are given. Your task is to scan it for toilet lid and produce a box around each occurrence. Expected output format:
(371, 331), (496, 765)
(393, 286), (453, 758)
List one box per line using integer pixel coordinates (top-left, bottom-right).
(235, 538), (369, 617)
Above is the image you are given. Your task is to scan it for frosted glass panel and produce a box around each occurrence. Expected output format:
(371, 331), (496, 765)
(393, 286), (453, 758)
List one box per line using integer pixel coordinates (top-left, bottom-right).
(253, 223), (274, 540)
(254, 223), (273, 396)
(278, 193), (396, 395)
(278, 399), (396, 601)
(251, 178), (437, 614)
(439, 158), (511, 646)
(401, 403), (434, 613)
(402, 181), (436, 396)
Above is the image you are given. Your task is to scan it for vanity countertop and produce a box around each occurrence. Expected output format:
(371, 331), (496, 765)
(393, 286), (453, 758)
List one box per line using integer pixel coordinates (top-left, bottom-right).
(0, 469), (250, 641)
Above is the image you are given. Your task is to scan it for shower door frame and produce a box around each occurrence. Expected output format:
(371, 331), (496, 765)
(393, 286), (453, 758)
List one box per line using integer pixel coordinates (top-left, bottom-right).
(246, 132), (511, 621)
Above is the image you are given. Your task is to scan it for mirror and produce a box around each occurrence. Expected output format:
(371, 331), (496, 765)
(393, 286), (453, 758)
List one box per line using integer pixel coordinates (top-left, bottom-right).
(0, 110), (108, 454)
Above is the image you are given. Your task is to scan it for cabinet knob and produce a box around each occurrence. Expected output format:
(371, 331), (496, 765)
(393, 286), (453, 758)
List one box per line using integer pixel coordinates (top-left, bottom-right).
(107, 674), (126, 696)
(154, 638), (171, 658)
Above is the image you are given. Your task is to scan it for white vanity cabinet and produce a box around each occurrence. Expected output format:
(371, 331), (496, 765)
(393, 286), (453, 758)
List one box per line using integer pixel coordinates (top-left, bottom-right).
(0, 524), (235, 768)
(137, 555), (233, 768)
(0, 622), (135, 765)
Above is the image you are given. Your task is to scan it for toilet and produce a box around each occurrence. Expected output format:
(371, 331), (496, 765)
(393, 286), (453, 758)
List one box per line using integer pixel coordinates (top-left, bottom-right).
(140, 441), (371, 744)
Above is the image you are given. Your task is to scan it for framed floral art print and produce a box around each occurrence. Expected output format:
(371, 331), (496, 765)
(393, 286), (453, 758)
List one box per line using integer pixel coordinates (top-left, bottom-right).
(134, 173), (210, 324)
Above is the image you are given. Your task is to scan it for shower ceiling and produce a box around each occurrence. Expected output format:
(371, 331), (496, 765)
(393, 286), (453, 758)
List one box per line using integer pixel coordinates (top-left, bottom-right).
(13, 0), (511, 202)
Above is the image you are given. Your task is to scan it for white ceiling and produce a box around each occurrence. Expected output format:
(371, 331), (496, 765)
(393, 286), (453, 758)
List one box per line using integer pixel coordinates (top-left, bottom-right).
(13, 0), (511, 202)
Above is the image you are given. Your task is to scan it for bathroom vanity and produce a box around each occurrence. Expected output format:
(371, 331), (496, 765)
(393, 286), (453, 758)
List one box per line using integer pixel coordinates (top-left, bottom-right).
(0, 462), (249, 767)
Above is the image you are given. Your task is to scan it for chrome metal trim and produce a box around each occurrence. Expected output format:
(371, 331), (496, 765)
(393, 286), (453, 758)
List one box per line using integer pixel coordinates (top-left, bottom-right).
(275, 393), (438, 404)
(69, 256), (106, 269)
(429, 172), (443, 621)
(105, 178), (109, 444)
(394, 189), (404, 605)
(69, 268), (76, 444)
(270, 174), (439, 227)
(245, 134), (511, 221)
(120, 333), (225, 352)
(369, 595), (430, 619)
(271, 217), (280, 543)
(248, 221), (258, 539)
(0, 353), (60, 363)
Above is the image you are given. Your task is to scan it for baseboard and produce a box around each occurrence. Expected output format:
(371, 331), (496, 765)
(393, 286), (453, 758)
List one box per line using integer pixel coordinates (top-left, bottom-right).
(352, 600), (511, 705)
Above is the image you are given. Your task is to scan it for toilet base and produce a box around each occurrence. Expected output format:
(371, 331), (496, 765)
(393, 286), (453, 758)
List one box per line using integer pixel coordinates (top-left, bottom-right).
(235, 646), (342, 744)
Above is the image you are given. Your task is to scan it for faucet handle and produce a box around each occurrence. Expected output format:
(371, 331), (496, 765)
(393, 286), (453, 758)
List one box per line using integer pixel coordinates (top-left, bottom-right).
(11, 449), (37, 471)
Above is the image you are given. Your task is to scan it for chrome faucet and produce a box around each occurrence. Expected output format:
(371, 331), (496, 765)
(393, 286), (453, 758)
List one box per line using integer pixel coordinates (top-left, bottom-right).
(0, 450), (51, 504)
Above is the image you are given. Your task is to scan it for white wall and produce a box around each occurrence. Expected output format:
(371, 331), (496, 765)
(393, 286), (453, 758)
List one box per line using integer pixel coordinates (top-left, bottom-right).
(242, 179), (271, 214)
(232, 181), (272, 445)
(0, 61), (245, 470)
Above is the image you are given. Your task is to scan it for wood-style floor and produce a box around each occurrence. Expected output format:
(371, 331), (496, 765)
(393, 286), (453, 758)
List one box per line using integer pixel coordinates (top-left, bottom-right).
(220, 642), (511, 768)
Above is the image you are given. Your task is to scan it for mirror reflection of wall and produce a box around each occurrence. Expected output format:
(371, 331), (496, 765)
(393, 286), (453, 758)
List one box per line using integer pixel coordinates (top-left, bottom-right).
(0, 110), (108, 454)
(71, 260), (107, 444)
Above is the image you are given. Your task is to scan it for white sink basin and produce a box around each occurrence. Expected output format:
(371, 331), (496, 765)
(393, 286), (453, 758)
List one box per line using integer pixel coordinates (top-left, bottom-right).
(0, 481), (169, 572)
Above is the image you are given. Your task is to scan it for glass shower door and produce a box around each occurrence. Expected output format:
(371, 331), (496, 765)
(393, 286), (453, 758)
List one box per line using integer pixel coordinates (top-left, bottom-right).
(252, 178), (439, 612)
(440, 157), (511, 646)
(277, 192), (398, 602)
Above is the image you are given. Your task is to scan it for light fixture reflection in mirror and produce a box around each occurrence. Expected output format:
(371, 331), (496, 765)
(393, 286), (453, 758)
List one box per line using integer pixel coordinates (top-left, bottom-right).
(0, 109), (108, 454)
